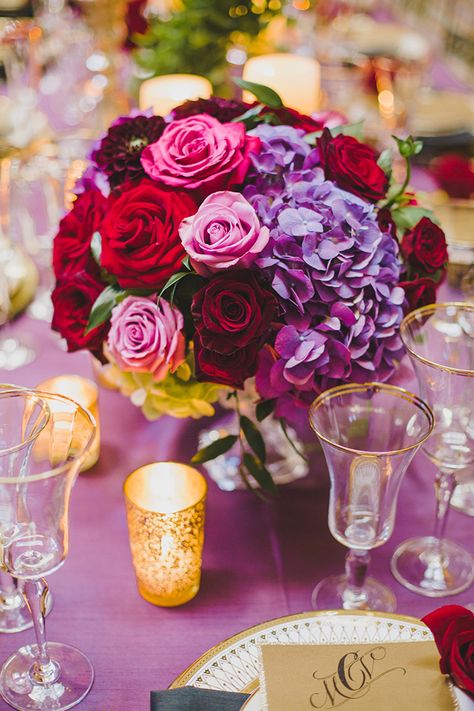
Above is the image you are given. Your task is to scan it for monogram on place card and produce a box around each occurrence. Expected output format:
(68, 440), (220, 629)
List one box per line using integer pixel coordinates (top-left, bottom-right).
(259, 641), (456, 711)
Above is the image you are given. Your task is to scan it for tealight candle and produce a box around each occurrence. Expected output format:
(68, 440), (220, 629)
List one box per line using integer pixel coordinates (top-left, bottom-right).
(124, 462), (207, 607)
(36, 375), (100, 471)
(243, 53), (321, 114)
(139, 74), (212, 117)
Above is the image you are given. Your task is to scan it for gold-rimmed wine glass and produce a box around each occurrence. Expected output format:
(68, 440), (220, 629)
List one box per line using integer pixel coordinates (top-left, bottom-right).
(309, 382), (434, 612)
(391, 302), (474, 596)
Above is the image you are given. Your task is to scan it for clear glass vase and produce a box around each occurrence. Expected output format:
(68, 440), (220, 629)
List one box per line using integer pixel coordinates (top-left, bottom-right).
(198, 393), (309, 491)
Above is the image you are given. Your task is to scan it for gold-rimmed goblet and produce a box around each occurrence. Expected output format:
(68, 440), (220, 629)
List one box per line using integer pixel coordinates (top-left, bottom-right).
(391, 302), (474, 596)
(0, 388), (96, 710)
(309, 382), (434, 612)
(0, 388), (50, 634)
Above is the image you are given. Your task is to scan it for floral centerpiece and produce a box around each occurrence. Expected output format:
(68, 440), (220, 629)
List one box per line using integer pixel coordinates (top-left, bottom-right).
(51, 83), (448, 491)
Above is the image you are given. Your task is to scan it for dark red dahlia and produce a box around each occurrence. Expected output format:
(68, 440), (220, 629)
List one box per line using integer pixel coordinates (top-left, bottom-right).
(92, 115), (165, 188)
(171, 96), (251, 123)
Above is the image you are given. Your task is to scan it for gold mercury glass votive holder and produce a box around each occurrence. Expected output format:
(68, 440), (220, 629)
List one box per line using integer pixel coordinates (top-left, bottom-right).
(36, 375), (100, 471)
(124, 462), (207, 607)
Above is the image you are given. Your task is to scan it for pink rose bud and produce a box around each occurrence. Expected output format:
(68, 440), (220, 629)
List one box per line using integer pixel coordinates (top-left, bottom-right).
(178, 191), (269, 276)
(107, 296), (185, 381)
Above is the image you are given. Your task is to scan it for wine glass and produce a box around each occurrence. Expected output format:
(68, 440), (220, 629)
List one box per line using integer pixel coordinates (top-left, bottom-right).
(309, 382), (434, 612)
(0, 388), (96, 710)
(391, 302), (474, 596)
(0, 388), (50, 634)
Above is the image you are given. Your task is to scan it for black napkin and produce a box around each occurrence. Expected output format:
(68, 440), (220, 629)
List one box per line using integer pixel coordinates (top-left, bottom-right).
(151, 687), (250, 710)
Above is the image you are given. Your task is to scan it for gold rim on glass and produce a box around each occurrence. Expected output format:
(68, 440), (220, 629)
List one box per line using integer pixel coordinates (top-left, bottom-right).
(169, 609), (431, 689)
(400, 302), (474, 377)
(0, 388), (50, 456)
(309, 382), (434, 456)
(0, 389), (96, 484)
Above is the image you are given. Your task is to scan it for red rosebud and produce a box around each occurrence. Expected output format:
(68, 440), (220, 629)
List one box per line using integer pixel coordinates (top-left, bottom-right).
(51, 272), (109, 360)
(422, 605), (474, 697)
(431, 154), (474, 199)
(318, 128), (388, 202)
(100, 178), (197, 290)
(53, 190), (107, 280)
(399, 275), (437, 312)
(401, 217), (448, 274)
(192, 270), (278, 389)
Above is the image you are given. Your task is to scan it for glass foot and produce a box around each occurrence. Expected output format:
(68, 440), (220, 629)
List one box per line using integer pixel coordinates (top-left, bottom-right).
(0, 642), (93, 710)
(391, 536), (474, 597)
(311, 574), (396, 612)
(0, 590), (53, 635)
(451, 482), (474, 516)
(0, 338), (35, 370)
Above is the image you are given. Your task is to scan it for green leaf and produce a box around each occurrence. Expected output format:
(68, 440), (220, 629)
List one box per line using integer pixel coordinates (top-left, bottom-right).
(91, 231), (102, 266)
(158, 271), (191, 300)
(233, 78), (283, 109)
(330, 121), (364, 140)
(181, 255), (191, 271)
(85, 284), (125, 334)
(256, 399), (276, 422)
(191, 435), (238, 464)
(231, 103), (265, 124)
(243, 453), (277, 494)
(240, 415), (266, 463)
(391, 206), (435, 232)
(377, 148), (392, 176)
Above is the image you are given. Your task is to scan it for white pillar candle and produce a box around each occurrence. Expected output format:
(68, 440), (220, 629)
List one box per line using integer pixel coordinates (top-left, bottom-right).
(243, 53), (321, 115)
(139, 74), (213, 117)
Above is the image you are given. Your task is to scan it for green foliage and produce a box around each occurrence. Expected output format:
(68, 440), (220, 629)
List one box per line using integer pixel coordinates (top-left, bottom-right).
(191, 434), (239, 463)
(233, 78), (283, 108)
(134, 0), (282, 94)
(85, 284), (126, 334)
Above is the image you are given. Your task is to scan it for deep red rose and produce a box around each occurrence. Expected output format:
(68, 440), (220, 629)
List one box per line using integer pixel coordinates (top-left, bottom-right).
(53, 190), (107, 279)
(422, 605), (474, 697)
(399, 275), (437, 312)
(171, 97), (251, 123)
(100, 179), (197, 290)
(123, 0), (148, 51)
(51, 272), (109, 360)
(377, 207), (397, 240)
(92, 114), (165, 188)
(192, 270), (278, 388)
(318, 128), (388, 202)
(431, 153), (474, 199)
(401, 217), (448, 274)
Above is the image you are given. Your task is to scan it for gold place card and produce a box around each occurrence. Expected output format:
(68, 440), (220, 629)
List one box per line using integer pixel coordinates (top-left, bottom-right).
(260, 642), (455, 711)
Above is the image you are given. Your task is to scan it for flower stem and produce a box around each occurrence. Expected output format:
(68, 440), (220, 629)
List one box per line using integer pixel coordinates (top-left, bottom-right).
(384, 156), (411, 210)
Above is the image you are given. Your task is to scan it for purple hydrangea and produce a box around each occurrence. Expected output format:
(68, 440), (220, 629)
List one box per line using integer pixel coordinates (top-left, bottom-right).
(244, 127), (404, 412)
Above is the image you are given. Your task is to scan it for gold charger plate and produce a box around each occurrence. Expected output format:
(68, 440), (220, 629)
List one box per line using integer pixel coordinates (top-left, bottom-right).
(171, 610), (472, 710)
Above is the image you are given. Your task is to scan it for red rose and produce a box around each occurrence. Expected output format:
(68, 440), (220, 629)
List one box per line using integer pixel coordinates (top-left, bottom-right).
(100, 179), (197, 290)
(422, 605), (474, 697)
(431, 154), (474, 199)
(377, 207), (397, 240)
(401, 217), (448, 274)
(263, 106), (325, 133)
(53, 190), (107, 279)
(318, 128), (388, 202)
(51, 272), (109, 360)
(399, 275), (437, 312)
(192, 270), (278, 389)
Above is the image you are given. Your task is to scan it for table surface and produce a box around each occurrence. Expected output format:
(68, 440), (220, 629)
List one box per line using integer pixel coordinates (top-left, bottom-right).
(0, 280), (472, 711)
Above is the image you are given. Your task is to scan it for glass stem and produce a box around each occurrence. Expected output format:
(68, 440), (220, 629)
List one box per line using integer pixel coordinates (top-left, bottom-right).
(23, 578), (59, 685)
(433, 469), (456, 542)
(0, 569), (24, 611)
(343, 549), (370, 608)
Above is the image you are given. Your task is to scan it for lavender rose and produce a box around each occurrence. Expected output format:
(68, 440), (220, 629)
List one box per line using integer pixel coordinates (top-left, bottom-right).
(178, 191), (270, 276)
(141, 114), (260, 191)
(107, 296), (185, 381)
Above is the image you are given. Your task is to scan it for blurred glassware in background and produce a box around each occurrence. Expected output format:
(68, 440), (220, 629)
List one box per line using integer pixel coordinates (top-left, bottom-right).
(391, 303), (474, 596)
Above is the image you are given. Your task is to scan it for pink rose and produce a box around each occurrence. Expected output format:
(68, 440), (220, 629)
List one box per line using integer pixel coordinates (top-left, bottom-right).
(141, 114), (260, 191)
(178, 191), (270, 276)
(107, 296), (185, 381)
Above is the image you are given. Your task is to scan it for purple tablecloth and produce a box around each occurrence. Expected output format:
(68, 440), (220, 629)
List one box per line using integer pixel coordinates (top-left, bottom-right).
(0, 282), (472, 711)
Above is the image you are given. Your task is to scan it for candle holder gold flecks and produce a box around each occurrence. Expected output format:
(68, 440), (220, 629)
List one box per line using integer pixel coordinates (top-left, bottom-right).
(124, 463), (207, 607)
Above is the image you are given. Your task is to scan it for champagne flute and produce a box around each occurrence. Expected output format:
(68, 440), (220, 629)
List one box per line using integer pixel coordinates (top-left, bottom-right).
(391, 302), (474, 596)
(0, 388), (95, 710)
(0, 389), (49, 634)
(309, 382), (434, 612)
